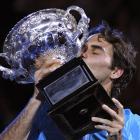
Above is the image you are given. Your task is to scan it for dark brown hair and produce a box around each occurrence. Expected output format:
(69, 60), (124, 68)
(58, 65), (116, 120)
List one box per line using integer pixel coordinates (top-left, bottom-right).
(88, 21), (137, 97)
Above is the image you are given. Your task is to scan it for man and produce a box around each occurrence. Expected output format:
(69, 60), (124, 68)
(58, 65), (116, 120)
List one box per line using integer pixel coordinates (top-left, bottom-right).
(0, 22), (139, 140)
(81, 22), (140, 140)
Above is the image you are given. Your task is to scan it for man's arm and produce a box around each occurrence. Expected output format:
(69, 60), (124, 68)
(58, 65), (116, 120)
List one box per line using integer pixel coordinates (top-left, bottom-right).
(0, 92), (41, 140)
(0, 58), (62, 140)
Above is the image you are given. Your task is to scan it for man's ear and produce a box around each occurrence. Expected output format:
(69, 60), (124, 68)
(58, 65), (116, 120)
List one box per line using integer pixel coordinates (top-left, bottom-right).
(110, 67), (124, 79)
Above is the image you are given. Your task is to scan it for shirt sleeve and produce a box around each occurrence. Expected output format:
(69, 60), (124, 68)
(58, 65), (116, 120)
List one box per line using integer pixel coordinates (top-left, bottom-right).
(37, 132), (47, 140)
(122, 109), (140, 140)
(32, 102), (65, 140)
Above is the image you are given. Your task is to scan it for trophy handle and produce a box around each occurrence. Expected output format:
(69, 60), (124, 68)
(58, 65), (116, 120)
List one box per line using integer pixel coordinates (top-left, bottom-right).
(0, 53), (15, 80)
(0, 55), (31, 83)
(0, 65), (15, 80)
(66, 6), (90, 46)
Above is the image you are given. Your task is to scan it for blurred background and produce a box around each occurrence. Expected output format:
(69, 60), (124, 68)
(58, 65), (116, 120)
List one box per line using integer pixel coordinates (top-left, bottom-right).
(0, 0), (140, 133)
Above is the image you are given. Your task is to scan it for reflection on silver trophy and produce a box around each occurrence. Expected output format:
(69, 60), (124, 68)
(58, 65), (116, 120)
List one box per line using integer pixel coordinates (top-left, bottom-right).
(0, 6), (90, 84)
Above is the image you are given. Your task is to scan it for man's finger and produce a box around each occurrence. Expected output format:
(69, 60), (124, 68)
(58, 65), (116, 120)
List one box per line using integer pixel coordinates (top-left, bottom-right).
(91, 117), (121, 128)
(102, 104), (124, 125)
(35, 62), (62, 83)
(112, 98), (123, 108)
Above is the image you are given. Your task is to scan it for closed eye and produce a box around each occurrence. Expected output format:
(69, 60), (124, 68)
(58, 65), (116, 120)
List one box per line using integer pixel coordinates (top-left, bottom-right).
(91, 45), (105, 54)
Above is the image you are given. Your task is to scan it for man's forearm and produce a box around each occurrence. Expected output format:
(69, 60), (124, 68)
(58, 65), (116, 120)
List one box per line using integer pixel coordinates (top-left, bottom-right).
(0, 97), (41, 140)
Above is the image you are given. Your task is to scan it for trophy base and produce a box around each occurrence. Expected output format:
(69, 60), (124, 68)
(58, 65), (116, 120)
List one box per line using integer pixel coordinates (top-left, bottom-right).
(37, 57), (117, 139)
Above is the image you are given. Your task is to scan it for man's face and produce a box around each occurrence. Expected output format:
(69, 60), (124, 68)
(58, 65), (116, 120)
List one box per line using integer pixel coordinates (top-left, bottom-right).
(82, 34), (114, 88)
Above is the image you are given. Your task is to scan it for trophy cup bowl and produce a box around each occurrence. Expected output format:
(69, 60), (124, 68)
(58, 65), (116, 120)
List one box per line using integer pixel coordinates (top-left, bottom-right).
(0, 6), (90, 84)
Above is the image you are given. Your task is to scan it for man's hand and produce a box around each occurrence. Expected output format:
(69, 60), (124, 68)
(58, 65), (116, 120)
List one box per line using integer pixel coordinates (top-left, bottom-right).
(33, 57), (62, 98)
(0, 55), (63, 140)
(91, 98), (124, 139)
(35, 58), (62, 84)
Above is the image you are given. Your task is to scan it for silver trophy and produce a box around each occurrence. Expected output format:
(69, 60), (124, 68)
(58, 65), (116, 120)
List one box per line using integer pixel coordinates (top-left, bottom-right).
(0, 6), (90, 84)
